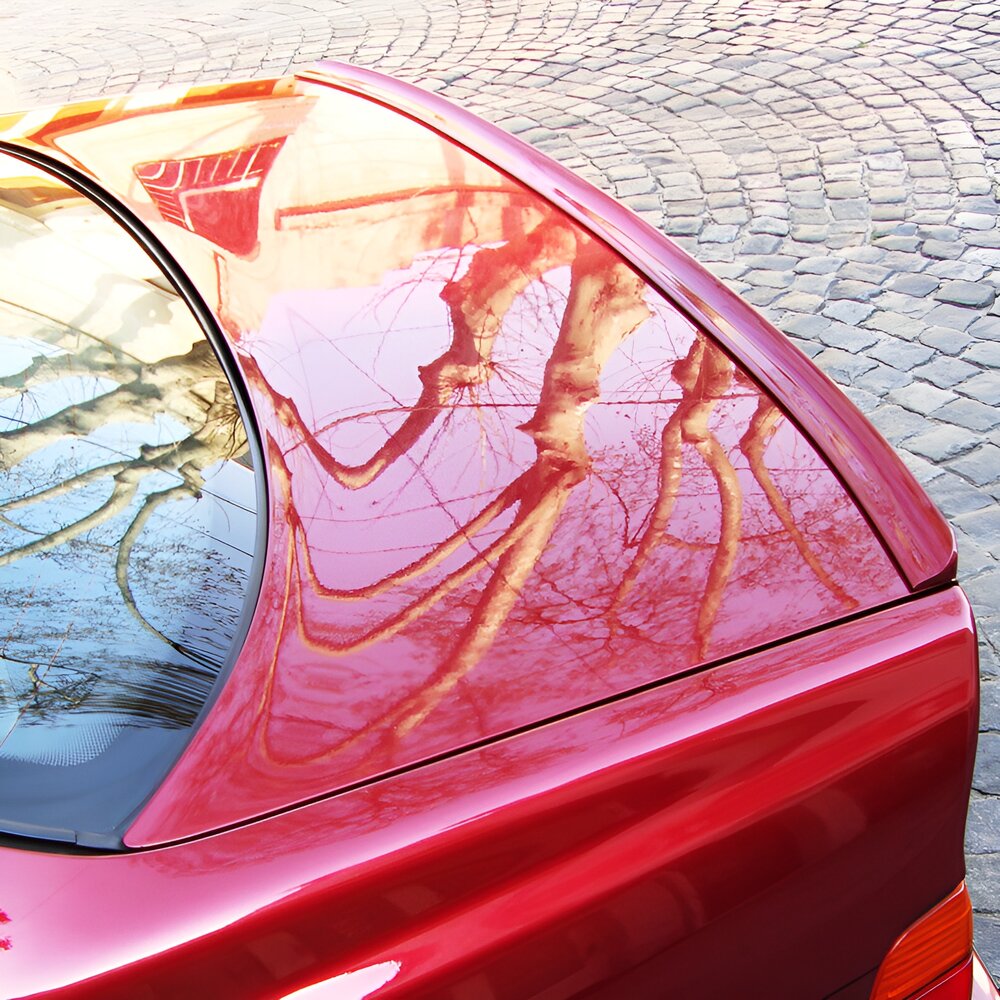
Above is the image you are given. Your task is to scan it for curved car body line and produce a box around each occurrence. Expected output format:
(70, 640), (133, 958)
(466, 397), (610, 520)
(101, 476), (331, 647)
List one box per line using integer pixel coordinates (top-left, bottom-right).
(0, 67), (989, 999)
(0, 78), (911, 845)
(0, 587), (979, 998)
(0, 142), (271, 849)
(974, 951), (1000, 1000)
(299, 60), (956, 593)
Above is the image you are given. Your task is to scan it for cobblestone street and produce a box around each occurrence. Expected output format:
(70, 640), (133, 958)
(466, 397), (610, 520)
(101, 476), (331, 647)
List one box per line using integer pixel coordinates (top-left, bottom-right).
(2, 0), (998, 972)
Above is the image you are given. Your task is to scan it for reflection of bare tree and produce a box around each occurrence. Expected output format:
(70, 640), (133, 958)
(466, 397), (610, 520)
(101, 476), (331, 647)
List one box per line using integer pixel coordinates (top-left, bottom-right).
(612, 340), (857, 659)
(345, 239), (651, 740)
(611, 338), (742, 660)
(240, 205), (856, 755)
(738, 392), (855, 609)
(0, 335), (247, 661)
(0, 164), (255, 759)
(246, 223), (649, 746)
(240, 218), (578, 492)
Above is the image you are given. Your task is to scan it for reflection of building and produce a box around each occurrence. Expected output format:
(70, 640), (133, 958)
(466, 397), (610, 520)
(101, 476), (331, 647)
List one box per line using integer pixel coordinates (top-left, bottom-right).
(134, 138), (286, 256)
(0, 174), (84, 217)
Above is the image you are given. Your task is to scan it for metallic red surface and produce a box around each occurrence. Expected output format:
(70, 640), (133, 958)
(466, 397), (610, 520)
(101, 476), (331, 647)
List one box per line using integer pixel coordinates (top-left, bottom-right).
(300, 60), (958, 594)
(973, 952), (1000, 1000)
(912, 959), (974, 1000)
(0, 79), (910, 842)
(907, 960), (974, 1000)
(0, 68), (956, 597)
(0, 587), (979, 999)
(0, 70), (984, 998)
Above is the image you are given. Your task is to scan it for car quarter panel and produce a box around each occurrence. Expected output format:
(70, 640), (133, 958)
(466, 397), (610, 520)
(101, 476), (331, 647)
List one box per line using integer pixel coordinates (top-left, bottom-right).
(0, 79), (915, 841)
(0, 587), (978, 999)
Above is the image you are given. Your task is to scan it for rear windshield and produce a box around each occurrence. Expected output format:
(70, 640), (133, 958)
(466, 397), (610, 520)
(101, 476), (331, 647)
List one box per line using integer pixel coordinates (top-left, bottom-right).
(0, 152), (259, 846)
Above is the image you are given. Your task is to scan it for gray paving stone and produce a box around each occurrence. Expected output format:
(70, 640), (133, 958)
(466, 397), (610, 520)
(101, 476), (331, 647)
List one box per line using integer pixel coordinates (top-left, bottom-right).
(839, 261), (892, 285)
(740, 236), (785, 255)
(954, 212), (1000, 231)
(916, 355), (983, 388)
(889, 381), (958, 414)
(928, 260), (992, 283)
(828, 279), (882, 301)
(813, 347), (878, 384)
(975, 915), (1000, 977)
(793, 272), (838, 296)
(959, 373), (1000, 407)
(882, 249), (932, 272)
(957, 524), (999, 578)
(923, 302), (980, 330)
(822, 300), (874, 325)
(936, 397), (1000, 432)
(920, 326), (975, 356)
(907, 424), (981, 461)
(936, 279), (997, 308)
(818, 320), (879, 352)
(853, 363), (913, 395)
(889, 272), (942, 296)
(983, 678), (1000, 734)
(920, 240), (965, 260)
(869, 338), (936, 371)
(951, 444), (1000, 487)
(927, 472), (997, 516)
(974, 734), (1000, 794)
(790, 224), (829, 243)
(795, 257), (844, 274)
(870, 403), (934, 444)
(957, 506), (1000, 556)
(965, 341), (1000, 367)
(873, 235), (921, 252)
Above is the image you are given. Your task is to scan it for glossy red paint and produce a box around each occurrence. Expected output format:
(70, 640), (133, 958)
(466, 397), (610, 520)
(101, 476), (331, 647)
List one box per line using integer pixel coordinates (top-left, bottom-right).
(301, 60), (958, 594)
(0, 67), (989, 999)
(0, 78), (911, 843)
(973, 952), (1000, 1000)
(0, 588), (979, 999)
(910, 959), (974, 1000)
(0, 68), (956, 600)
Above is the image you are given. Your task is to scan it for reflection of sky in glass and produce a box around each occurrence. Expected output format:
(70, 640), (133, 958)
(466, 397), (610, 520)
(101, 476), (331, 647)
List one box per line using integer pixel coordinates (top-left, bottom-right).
(0, 159), (258, 841)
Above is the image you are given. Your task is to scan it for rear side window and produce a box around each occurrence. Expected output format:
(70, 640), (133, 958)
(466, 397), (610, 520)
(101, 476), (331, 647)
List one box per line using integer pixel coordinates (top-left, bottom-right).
(0, 152), (259, 846)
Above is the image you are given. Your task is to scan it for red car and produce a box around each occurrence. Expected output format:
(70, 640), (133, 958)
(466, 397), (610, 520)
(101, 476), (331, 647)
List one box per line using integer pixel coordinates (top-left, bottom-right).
(0, 62), (995, 999)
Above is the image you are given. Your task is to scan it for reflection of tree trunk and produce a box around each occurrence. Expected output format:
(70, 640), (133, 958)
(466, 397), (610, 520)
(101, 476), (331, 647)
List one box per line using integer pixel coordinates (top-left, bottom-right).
(0, 334), (247, 662)
(0, 474), (139, 568)
(691, 430), (741, 660)
(0, 339), (138, 402)
(739, 397), (856, 608)
(381, 246), (652, 738)
(270, 240), (652, 753)
(0, 340), (226, 468)
(240, 218), (579, 491)
(612, 338), (741, 661)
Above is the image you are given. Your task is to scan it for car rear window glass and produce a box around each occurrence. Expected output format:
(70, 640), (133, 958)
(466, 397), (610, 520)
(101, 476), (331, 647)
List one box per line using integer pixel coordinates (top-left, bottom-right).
(0, 152), (259, 846)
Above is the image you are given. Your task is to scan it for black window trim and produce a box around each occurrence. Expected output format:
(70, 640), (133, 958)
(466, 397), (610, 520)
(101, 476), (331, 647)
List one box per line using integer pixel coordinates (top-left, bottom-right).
(0, 141), (269, 852)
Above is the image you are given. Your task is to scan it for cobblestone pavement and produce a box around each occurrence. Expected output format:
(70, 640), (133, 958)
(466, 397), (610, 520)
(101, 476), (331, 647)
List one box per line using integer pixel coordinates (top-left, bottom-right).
(3, 0), (999, 973)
